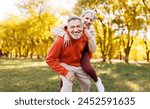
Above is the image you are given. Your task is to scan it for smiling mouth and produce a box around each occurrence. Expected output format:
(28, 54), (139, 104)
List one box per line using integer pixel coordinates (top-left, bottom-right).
(74, 31), (82, 34)
(84, 24), (90, 28)
(74, 33), (80, 36)
(86, 23), (90, 26)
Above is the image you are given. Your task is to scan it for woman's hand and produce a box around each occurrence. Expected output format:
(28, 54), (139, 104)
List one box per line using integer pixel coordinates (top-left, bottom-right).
(84, 29), (92, 40)
(64, 33), (71, 47)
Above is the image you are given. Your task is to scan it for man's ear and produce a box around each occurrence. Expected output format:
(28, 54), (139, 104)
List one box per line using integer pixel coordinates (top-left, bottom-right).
(64, 26), (67, 30)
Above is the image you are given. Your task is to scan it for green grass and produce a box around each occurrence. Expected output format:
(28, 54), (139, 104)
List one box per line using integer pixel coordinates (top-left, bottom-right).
(0, 58), (150, 92)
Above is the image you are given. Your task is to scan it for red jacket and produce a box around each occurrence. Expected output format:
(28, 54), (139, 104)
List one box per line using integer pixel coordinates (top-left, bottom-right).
(46, 32), (88, 76)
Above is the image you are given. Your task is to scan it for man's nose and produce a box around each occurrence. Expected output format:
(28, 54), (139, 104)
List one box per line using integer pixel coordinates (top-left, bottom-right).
(74, 27), (78, 32)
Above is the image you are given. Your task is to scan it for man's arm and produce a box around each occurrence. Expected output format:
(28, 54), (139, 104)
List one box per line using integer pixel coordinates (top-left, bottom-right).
(84, 28), (97, 53)
(46, 37), (68, 76)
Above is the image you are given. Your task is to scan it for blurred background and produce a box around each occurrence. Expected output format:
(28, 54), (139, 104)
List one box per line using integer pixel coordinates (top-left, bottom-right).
(0, 0), (149, 63)
(0, 0), (150, 92)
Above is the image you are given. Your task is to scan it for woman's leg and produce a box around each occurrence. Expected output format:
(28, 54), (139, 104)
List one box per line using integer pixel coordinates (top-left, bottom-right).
(81, 50), (104, 92)
(81, 50), (98, 82)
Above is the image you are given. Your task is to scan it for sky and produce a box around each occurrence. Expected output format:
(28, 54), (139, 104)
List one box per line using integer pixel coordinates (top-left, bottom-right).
(0, 0), (77, 21)
(50, 0), (76, 11)
(0, 0), (19, 20)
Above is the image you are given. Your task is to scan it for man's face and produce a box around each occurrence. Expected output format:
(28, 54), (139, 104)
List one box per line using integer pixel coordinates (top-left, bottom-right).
(82, 13), (93, 29)
(68, 19), (83, 40)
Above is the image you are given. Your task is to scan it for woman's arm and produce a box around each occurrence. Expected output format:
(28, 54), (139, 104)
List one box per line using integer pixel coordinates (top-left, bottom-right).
(52, 25), (66, 37)
(84, 28), (97, 53)
(52, 25), (71, 47)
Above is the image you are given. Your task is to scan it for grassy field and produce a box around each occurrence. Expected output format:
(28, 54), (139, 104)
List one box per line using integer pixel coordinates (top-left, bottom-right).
(0, 58), (150, 92)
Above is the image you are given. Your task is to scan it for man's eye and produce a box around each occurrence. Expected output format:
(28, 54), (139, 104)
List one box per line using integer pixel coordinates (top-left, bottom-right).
(70, 26), (74, 29)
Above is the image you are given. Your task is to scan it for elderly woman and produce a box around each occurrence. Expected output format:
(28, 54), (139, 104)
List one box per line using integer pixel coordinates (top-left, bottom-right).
(52, 9), (104, 92)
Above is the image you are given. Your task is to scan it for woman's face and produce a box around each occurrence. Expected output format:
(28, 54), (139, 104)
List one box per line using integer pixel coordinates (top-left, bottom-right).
(82, 13), (94, 29)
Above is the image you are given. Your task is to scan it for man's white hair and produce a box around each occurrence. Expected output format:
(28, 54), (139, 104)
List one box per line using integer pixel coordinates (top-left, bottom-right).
(67, 16), (82, 25)
(81, 9), (96, 21)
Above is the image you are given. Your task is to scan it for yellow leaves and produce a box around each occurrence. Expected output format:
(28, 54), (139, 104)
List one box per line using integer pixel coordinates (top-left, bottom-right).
(0, 0), (58, 58)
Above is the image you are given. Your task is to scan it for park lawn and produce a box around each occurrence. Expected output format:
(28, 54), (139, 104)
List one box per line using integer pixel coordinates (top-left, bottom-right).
(0, 58), (150, 92)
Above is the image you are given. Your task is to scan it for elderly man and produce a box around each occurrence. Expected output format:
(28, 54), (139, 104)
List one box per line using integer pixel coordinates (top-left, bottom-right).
(46, 16), (95, 92)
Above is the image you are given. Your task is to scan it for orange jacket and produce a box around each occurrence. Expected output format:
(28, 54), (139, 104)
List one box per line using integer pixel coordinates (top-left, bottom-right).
(46, 32), (88, 76)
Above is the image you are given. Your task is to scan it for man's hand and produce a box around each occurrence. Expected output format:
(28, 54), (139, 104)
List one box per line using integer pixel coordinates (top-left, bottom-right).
(64, 33), (71, 47)
(65, 71), (75, 82)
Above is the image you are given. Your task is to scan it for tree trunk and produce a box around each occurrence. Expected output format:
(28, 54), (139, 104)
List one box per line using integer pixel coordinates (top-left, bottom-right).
(10, 52), (12, 58)
(124, 47), (130, 63)
(102, 53), (106, 62)
(124, 55), (129, 63)
(19, 52), (22, 58)
(146, 51), (150, 62)
(0, 49), (2, 57)
(37, 55), (41, 59)
(15, 54), (18, 58)
(119, 51), (122, 61)
(30, 53), (33, 59)
(18, 47), (22, 58)
(5, 51), (9, 58)
(24, 48), (29, 58)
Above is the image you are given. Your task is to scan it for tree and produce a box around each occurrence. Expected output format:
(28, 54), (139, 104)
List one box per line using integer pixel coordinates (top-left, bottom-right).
(141, 0), (150, 62)
(112, 0), (144, 63)
(0, 0), (57, 58)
